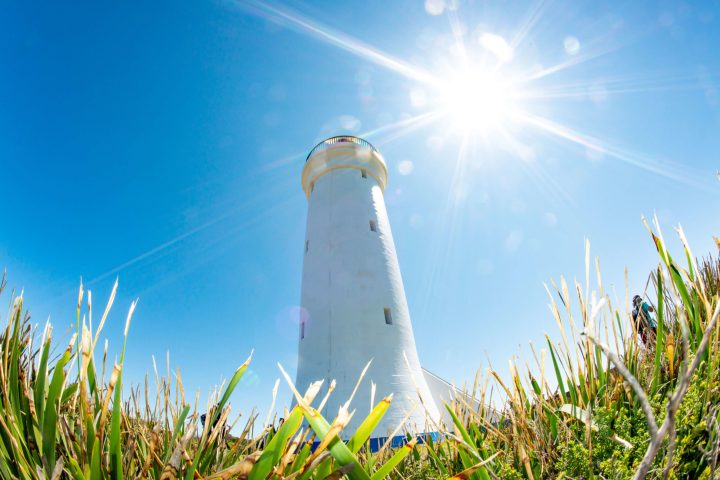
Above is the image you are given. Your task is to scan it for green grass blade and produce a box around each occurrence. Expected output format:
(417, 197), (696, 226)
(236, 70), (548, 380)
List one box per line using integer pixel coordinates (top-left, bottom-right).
(370, 439), (416, 480)
(346, 395), (392, 453)
(66, 456), (87, 480)
(185, 355), (251, 480)
(86, 357), (101, 408)
(109, 368), (124, 480)
(33, 332), (51, 428)
(290, 442), (312, 473)
(301, 407), (371, 480)
(163, 404), (191, 464)
(248, 406), (304, 480)
(91, 438), (102, 479)
(652, 267), (665, 393)
(41, 342), (72, 475)
(445, 404), (475, 451)
(546, 338), (567, 403)
(211, 358), (251, 427)
(422, 433), (448, 476)
(110, 301), (135, 480)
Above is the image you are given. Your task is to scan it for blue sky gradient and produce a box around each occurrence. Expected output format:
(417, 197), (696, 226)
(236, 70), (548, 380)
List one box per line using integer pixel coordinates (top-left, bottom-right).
(2, 0), (719, 416)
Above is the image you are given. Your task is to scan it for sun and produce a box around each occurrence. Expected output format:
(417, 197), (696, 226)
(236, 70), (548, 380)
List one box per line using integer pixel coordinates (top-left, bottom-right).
(436, 67), (519, 132)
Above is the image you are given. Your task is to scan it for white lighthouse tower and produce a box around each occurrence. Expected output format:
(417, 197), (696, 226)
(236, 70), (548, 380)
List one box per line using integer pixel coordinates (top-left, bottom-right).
(295, 136), (441, 437)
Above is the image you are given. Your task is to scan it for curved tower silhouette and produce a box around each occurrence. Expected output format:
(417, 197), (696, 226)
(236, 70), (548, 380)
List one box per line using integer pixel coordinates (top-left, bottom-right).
(295, 136), (440, 436)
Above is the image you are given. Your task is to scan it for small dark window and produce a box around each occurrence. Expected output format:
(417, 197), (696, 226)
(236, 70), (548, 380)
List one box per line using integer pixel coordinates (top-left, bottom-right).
(310, 182), (314, 193)
(305, 240), (309, 253)
(361, 170), (367, 178)
(369, 220), (377, 232)
(300, 321), (305, 339)
(384, 308), (393, 325)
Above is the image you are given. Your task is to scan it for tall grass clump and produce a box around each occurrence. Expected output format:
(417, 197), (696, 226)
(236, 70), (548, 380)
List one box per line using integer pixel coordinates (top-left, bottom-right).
(0, 218), (718, 479)
(435, 220), (720, 479)
(0, 278), (432, 479)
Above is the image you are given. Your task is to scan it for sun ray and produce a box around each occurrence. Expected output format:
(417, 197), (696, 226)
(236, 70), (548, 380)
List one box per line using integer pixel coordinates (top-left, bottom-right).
(83, 176), (299, 288)
(417, 132), (472, 318)
(516, 17), (668, 85)
(236, 0), (440, 86)
(491, 124), (575, 206)
(255, 152), (305, 174)
(84, 214), (233, 287)
(361, 111), (444, 147)
(133, 195), (298, 298)
(512, 111), (705, 188)
(508, 0), (550, 52)
(255, 113), (447, 177)
(520, 70), (719, 100)
(445, 4), (471, 71)
(518, 43), (620, 83)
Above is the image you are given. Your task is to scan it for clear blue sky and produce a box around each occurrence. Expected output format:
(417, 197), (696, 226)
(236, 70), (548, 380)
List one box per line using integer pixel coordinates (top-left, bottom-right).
(2, 0), (719, 417)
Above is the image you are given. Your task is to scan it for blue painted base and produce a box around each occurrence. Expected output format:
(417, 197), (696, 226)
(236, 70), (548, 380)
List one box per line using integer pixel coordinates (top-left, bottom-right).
(311, 432), (440, 453)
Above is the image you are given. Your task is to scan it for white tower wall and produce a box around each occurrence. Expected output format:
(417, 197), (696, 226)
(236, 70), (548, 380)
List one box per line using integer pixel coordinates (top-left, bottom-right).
(295, 137), (440, 437)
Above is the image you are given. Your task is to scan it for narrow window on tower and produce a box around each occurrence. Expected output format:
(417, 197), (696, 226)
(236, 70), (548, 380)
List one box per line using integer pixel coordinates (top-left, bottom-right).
(310, 182), (315, 193)
(305, 240), (309, 253)
(361, 169), (367, 179)
(369, 220), (377, 232)
(384, 308), (393, 325)
(300, 321), (305, 339)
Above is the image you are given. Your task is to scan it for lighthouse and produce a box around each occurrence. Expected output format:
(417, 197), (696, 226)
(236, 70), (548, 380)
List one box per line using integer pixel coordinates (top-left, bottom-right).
(295, 135), (441, 437)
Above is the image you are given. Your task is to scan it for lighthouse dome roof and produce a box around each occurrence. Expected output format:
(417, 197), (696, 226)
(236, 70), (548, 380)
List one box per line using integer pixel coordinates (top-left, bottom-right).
(301, 136), (388, 198)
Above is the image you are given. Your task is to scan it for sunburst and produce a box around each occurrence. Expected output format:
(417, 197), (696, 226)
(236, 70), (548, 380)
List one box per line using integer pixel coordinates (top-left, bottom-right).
(239, 0), (705, 189)
(435, 66), (520, 132)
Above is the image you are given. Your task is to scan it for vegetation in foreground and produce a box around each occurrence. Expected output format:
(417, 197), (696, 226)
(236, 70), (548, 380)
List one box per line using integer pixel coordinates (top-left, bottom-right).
(1, 218), (719, 479)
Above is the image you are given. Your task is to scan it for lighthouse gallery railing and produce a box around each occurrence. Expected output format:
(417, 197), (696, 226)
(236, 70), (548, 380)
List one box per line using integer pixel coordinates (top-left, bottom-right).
(305, 136), (378, 162)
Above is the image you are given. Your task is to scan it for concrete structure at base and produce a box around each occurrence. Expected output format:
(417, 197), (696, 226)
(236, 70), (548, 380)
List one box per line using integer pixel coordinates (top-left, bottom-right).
(295, 135), (442, 437)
